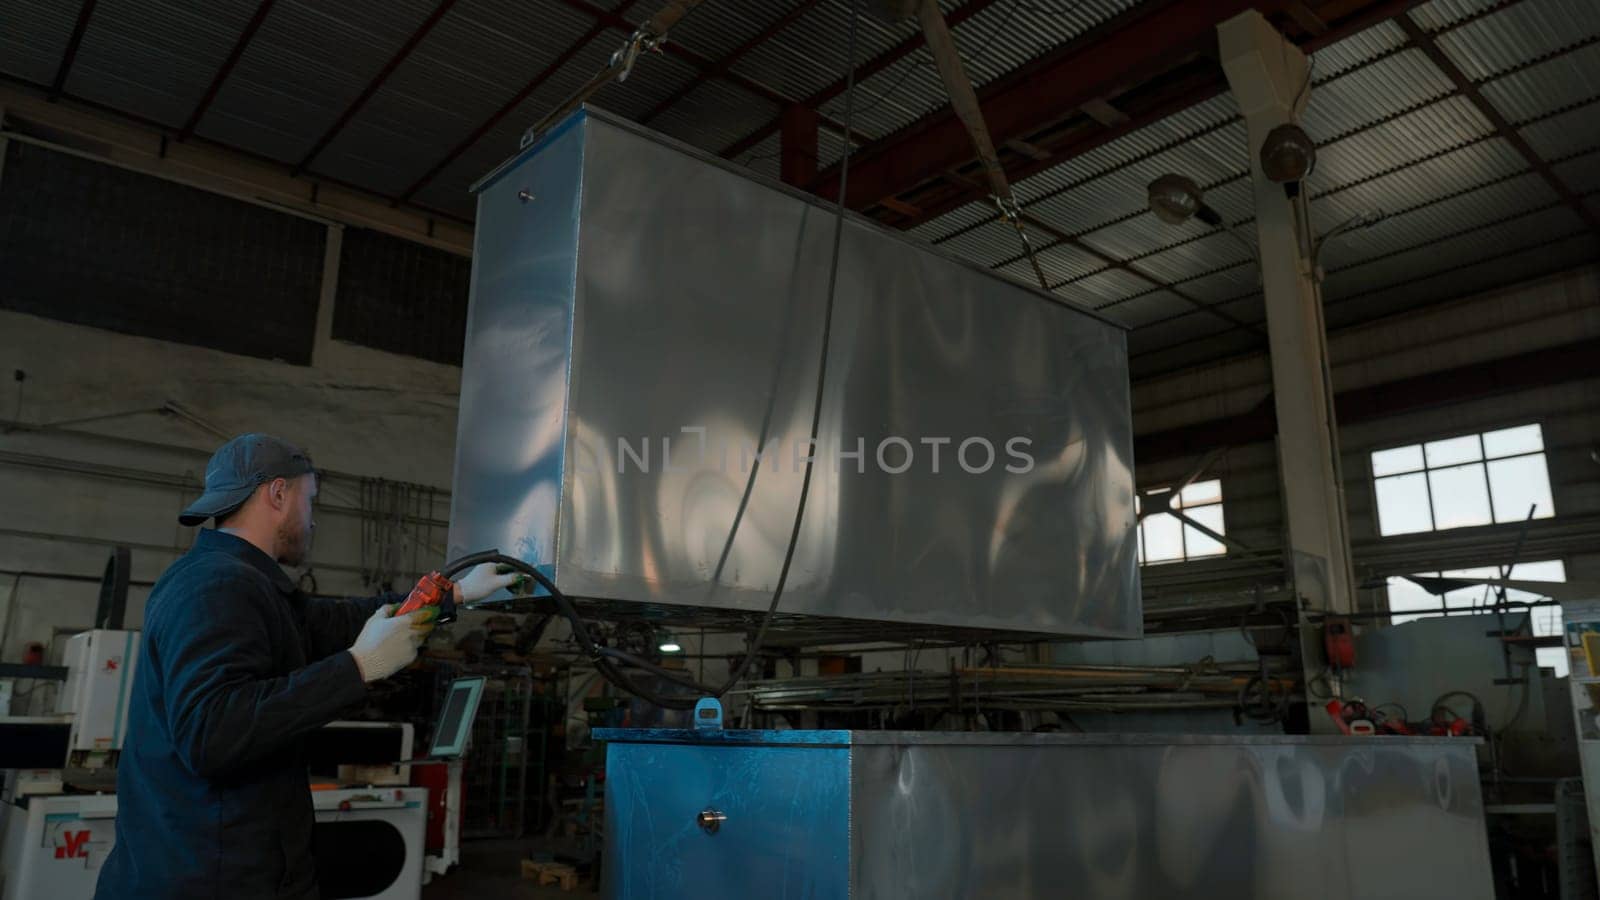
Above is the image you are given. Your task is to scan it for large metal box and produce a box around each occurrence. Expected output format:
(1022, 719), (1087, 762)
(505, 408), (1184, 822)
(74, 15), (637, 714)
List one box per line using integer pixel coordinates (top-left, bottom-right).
(448, 108), (1139, 640)
(596, 728), (1494, 899)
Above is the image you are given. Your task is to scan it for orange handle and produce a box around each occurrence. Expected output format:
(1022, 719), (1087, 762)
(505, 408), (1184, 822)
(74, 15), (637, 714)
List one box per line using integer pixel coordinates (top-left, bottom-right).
(394, 571), (453, 617)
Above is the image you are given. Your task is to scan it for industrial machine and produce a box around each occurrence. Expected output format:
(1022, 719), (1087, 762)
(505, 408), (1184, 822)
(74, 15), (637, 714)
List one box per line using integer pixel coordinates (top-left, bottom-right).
(449, 107), (1498, 898)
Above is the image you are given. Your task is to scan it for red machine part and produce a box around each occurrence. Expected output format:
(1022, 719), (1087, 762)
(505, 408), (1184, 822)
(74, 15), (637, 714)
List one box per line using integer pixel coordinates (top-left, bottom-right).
(1324, 617), (1355, 670)
(412, 763), (459, 852)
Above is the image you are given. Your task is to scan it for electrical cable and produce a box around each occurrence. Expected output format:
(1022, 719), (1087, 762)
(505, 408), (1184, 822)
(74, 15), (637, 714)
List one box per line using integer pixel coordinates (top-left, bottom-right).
(444, 1), (867, 710)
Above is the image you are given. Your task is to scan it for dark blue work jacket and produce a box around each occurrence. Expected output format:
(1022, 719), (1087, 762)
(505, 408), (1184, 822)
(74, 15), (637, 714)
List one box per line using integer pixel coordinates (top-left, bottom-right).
(94, 529), (393, 899)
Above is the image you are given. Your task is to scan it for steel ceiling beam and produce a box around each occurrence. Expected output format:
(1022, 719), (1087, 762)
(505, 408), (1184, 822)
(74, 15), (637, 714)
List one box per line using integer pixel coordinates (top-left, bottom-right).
(293, 0), (460, 177)
(640, 0), (822, 125)
(50, 0), (99, 99)
(808, 0), (1268, 210)
(1395, 12), (1600, 238)
(395, 0), (644, 206)
(867, 0), (1437, 230)
(718, 0), (1005, 161)
(179, 0), (277, 141)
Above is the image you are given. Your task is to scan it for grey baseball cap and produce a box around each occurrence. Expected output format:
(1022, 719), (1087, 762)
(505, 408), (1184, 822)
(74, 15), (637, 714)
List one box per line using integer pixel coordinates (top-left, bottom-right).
(179, 433), (316, 526)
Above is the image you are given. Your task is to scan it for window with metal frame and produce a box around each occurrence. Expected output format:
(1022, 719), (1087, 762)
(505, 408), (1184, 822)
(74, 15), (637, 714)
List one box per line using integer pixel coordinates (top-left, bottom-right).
(1370, 424), (1554, 537)
(1136, 479), (1226, 565)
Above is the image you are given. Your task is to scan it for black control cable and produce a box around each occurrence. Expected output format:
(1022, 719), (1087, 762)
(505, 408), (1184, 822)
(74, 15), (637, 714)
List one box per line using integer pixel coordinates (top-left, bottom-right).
(444, 1), (866, 709)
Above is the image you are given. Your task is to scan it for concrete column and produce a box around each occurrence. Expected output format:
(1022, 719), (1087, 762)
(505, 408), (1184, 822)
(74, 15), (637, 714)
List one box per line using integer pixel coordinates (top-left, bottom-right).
(311, 223), (344, 369)
(1220, 11), (1356, 729)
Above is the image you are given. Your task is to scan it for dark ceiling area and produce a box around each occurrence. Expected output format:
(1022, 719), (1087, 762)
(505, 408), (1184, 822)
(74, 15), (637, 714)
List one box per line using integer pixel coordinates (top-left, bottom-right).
(4, 0), (1596, 378)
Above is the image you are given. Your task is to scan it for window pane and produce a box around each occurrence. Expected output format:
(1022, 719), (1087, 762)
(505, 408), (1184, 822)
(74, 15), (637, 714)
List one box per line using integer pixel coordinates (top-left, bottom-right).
(1371, 444), (1424, 476)
(1375, 473), (1434, 535)
(1488, 454), (1555, 523)
(1427, 463), (1493, 530)
(1483, 424), (1543, 459)
(1500, 560), (1566, 603)
(1179, 479), (1222, 507)
(1141, 512), (1183, 563)
(1387, 575), (1444, 625)
(1425, 435), (1483, 467)
(1537, 646), (1568, 678)
(1182, 505), (1226, 557)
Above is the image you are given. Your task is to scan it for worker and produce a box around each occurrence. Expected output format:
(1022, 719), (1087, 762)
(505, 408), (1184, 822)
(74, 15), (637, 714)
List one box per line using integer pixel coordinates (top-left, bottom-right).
(94, 433), (515, 900)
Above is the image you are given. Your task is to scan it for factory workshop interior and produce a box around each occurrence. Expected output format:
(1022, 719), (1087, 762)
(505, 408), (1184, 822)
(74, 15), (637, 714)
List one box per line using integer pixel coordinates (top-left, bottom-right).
(1, 0), (1598, 897)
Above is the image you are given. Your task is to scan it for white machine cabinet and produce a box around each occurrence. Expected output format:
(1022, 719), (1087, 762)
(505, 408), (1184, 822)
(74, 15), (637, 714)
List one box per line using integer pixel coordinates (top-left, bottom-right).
(0, 792), (117, 900)
(0, 789), (426, 900)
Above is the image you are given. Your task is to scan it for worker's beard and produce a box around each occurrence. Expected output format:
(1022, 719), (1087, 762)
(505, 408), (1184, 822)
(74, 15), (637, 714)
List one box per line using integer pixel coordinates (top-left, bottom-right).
(276, 517), (314, 568)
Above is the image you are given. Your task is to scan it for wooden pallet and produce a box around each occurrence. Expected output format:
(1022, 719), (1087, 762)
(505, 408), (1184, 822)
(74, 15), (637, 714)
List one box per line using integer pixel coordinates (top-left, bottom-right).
(521, 859), (580, 890)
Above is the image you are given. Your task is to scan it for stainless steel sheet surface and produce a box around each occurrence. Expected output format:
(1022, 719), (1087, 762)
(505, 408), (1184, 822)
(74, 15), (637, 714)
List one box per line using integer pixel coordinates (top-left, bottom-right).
(452, 108), (1139, 639)
(596, 729), (1494, 900)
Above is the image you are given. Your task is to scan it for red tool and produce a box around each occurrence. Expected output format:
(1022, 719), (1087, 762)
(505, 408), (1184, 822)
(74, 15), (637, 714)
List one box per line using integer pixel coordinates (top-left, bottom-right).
(393, 571), (457, 623)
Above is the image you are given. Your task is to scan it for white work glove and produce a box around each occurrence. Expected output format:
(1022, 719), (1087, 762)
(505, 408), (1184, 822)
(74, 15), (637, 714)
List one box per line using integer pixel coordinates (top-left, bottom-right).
(348, 604), (426, 683)
(454, 562), (522, 603)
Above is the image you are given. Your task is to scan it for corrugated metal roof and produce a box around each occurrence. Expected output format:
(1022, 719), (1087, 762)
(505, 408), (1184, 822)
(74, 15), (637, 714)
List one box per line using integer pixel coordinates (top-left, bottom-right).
(1408, 0), (1504, 33)
(804, 0), (1145, 143)
(1308, 19), (1408, 75)
(309, 0), (597, 197)
(0, 0), (77, 85)
(1552, 147), (1600, 195)
(651, 76), (784, 160)
(1301, 49), (1456, 142)
(196, 0), (443, 163)
(1434, 0), (1600, 83)
(1073, 266), (1149, 306)
(1309, 95), (1495, 190)
(1518, 97), (1600, 159)
(63, 0), (258, 129)
(729, 1), (920, 121)
(990, 241), (1101, 289)
(1173, 261), (1258, 305)
(1482, 41), (1600, 123)
(5, 0), (1596, 377)
(665, 0), (816, 63)
(910, 198), (992, 241)
(1309, 137), (1527, 233)
(1118, 230), (1254, 285)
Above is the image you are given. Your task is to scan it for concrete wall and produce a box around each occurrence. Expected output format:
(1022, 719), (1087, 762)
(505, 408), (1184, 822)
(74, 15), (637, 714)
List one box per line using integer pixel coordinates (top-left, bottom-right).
(0, 223), (462, 664)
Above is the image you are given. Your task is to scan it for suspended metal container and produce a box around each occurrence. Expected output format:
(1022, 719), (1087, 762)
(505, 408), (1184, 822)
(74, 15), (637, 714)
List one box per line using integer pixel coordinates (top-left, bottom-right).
(448, 108), (1139, 641)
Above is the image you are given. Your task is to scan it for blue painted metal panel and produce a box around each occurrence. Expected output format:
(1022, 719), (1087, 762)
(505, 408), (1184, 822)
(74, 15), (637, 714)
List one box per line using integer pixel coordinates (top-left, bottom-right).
(603, 741), (850, 900)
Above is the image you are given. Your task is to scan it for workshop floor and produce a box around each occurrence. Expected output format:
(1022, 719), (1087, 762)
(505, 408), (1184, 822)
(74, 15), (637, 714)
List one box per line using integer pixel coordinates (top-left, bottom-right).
(422, 838), (598, 899)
